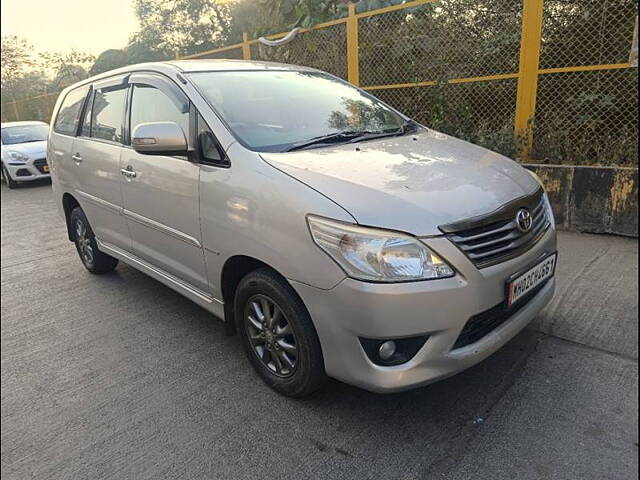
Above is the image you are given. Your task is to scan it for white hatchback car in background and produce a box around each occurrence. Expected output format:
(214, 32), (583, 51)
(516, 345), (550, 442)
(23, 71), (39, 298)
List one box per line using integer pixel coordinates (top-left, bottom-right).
(1, 121), (50, 189)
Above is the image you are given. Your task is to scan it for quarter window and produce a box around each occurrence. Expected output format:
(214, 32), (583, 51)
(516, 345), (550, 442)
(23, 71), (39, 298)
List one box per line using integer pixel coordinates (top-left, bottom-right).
(53, 87), (88, 135)
(91, 87), (127, 143)
(129, 84), (189, 140)
(197, 113), (225, 164)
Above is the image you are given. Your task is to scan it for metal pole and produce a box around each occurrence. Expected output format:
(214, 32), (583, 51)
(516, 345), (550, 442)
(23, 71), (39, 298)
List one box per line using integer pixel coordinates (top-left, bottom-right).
(514, 0), (544, 160)
(347, 3), (360, 86)
(242, 32), (251, 60)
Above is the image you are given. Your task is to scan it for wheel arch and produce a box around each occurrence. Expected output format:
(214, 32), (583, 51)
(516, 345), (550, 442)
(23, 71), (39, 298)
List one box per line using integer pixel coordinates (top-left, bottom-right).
(220, 255), (307, 336)
(62, 192), (81, 241)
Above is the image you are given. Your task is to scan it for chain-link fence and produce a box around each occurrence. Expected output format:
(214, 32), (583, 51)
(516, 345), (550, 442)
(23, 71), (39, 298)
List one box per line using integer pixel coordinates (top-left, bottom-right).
(2, 0), (637, 166)
(533, 0), (638, 165)
(250, 23), (349, 80)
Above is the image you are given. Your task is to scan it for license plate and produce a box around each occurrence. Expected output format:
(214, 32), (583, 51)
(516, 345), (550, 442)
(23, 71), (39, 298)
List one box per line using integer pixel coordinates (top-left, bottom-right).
(43, 165), (50, 173)
(507, 253), (557, 307)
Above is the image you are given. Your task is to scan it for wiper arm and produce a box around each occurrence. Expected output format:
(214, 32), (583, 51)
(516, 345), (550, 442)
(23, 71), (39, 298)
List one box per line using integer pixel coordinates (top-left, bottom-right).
(401, 119), (420, 133)
(345, 121), (420, 144)
(286, 131), (371, 152)
(285, 123), (420, 152)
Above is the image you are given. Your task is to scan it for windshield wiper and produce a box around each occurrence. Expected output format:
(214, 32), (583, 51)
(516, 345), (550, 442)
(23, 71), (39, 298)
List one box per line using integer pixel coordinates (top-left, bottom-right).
(401, 119), (420, 133)
(345, 121), (421, 144)
(285, 122), (421, 152)
(286, 131), (375, 152)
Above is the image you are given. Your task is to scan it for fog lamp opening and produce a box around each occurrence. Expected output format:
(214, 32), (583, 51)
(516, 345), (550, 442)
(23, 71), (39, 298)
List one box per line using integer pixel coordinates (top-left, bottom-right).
(359, 335), (429, 366)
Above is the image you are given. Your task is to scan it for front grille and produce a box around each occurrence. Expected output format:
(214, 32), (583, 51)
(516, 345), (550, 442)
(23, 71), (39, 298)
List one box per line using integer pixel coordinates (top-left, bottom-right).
(440, 188), (550, 268)
(33, 158), (48, 174)
(452, 281), (547, 349)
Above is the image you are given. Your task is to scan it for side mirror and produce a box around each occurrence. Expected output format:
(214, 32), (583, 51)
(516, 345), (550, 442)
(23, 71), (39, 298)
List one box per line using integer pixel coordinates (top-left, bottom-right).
(131, 121), (187, 156)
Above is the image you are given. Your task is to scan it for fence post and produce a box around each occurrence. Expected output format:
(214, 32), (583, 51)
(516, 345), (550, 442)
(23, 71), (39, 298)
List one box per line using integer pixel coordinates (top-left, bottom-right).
(242, 32), (251, 60)
(12, 101), (20, 121)
(347, 2), (360, 86)
(514, 0), (544, 160)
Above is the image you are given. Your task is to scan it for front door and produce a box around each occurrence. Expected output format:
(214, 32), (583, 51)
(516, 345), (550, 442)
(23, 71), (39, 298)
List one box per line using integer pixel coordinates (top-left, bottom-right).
(120, 75), (208, 292)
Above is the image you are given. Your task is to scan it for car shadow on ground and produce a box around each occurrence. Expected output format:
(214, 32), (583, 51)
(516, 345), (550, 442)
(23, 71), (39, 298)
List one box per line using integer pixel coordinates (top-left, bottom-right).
(1, 178), (52, 190)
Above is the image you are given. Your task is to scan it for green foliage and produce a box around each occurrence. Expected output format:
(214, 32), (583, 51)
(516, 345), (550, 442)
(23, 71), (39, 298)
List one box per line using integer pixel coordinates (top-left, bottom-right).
(531, 70), (639, 167)
(90, 49), (130, 76)
(232, 0), (405, 36)
(1, 36), (37, 101)
(131, 0), (234, 56)
(39, 50), (95, 88)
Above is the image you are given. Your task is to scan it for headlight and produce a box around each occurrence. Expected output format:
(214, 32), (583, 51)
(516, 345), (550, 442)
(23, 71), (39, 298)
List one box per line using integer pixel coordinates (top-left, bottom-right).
(6, 150), (29, 164)
(307, 215), (455, 282)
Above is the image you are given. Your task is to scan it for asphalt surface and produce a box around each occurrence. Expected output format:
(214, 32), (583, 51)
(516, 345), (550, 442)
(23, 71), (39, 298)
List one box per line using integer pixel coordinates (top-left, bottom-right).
(1, 180), (638, 480)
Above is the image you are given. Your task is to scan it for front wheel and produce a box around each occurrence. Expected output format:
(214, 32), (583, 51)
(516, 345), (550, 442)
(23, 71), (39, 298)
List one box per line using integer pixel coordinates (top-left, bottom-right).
(235, 268), (327, 397)
(70, 207), (118, 274)
(1, 164), (18, 189)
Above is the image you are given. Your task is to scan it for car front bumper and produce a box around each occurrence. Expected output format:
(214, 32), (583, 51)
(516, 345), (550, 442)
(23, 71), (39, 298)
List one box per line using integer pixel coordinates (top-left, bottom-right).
(4, 161), (50, 181)
(291, 226), (557, 393)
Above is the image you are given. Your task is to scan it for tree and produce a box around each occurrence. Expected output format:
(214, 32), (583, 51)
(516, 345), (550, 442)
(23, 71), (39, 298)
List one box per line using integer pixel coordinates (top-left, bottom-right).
(1, 36), (37, 101)
(90, 49), (130, 75)
(230, 0), (405, 36)
(124, 39), (170, 64)
(132, 0), (234, 56)
(39, 49), (95, 88)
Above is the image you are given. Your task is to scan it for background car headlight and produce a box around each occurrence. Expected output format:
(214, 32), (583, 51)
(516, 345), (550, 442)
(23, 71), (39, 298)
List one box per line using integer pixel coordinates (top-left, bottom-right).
(6, 151), (30, 164)
(307, 215), (455, 282)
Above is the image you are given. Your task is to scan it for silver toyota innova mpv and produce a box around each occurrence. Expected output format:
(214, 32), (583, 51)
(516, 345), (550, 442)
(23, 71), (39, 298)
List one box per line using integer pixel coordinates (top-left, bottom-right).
(49, 60), (557, 397)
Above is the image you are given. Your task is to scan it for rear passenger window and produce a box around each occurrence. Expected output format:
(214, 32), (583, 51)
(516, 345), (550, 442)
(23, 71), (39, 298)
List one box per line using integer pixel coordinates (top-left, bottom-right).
(91, 87), (127, 143)
(130, 84), (189, 138)
(53, 87), (88, 135)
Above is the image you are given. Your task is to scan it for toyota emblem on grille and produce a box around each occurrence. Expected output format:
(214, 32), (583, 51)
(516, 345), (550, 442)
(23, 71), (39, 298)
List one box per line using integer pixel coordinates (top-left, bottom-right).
(516, 209), (533, 233)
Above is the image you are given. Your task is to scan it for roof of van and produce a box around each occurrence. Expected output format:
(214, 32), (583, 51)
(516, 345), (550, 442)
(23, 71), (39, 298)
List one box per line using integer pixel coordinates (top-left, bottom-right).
(1, 121), (48, 128)
(58, 59), (319, 94)
(167, 59), (317, 72)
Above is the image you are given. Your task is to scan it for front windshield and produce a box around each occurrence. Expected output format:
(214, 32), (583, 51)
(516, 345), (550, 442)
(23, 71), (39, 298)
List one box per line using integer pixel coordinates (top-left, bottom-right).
(1, 124), (49, 145)
(187, 70), (406, 152)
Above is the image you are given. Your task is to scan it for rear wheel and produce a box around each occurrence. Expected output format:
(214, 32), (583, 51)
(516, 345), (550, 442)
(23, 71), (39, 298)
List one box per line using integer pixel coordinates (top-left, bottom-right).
(235, 268), (326, 397)
(1, 164), (18, 189)
(70, 207), (118, 274)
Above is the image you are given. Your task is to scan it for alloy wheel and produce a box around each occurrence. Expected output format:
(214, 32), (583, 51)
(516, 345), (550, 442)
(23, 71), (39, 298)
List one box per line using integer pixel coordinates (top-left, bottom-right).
(75, 218), (94, 266)
(244, 294), (298, 377)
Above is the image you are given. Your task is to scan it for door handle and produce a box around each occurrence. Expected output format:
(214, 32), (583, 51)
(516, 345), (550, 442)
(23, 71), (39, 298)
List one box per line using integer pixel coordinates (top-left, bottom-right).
(120, 167), (137, 178)
(71, 153), (82, 164)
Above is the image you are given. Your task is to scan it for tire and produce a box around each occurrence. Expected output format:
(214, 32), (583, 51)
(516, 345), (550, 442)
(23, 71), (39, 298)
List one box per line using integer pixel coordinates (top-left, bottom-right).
(2, 164), (18, 189)
(70, 207), (118, 274)
(235, 268), (327, 397)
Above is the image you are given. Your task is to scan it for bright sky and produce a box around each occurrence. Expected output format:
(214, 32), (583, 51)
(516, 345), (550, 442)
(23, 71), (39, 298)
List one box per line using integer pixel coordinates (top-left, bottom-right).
(1, 0), (139, 56)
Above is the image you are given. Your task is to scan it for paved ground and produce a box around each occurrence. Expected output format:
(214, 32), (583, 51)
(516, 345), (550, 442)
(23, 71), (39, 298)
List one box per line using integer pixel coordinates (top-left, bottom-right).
(1, 180), (638, 480)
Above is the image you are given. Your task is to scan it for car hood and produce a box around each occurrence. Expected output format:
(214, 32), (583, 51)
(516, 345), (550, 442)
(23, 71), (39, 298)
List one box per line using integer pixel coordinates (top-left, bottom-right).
(2, 140), (47, 159)
(260, 129), (539, 236)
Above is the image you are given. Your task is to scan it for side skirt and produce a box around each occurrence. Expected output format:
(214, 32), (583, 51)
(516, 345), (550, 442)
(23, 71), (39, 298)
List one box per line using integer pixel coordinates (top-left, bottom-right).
(96, 239), (226, 320)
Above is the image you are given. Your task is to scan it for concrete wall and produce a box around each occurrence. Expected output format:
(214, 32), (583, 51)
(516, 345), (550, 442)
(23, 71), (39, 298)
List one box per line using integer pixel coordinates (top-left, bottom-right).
(524, 164), (638, 237)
